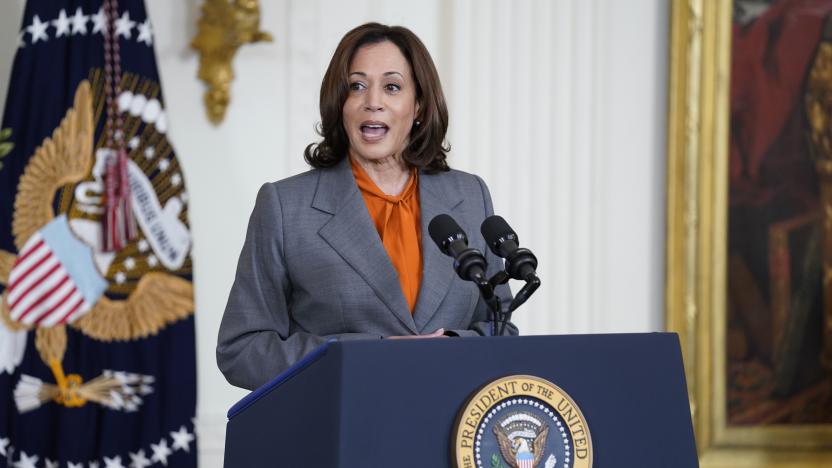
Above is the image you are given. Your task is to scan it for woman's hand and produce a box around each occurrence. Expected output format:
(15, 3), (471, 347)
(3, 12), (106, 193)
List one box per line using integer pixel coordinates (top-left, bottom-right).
(386, 328), (449, 339)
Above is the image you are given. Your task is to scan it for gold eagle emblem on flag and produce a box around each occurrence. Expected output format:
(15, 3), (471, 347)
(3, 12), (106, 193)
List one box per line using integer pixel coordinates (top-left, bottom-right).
(0, 78), (193, 412)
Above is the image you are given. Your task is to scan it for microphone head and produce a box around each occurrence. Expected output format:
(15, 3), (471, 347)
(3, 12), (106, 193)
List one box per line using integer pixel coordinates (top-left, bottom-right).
(428, 214), (467, 255)
(480, 215), (518, 256)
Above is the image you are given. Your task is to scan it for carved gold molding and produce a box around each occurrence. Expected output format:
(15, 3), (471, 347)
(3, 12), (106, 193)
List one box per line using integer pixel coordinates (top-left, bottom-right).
(191, 0), (272, 124)
(666, 0), (832, 466)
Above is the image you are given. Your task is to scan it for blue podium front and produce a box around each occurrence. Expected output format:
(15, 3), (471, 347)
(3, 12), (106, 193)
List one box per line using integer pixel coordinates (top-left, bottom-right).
(224, 333), (698, 467)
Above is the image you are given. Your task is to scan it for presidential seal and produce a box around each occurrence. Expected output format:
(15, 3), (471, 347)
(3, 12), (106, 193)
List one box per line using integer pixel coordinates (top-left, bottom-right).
(452, 375), (592, 468)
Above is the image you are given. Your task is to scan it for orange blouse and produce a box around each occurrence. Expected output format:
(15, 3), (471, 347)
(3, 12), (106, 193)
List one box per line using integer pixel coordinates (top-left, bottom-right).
(350, 157), (422, 313)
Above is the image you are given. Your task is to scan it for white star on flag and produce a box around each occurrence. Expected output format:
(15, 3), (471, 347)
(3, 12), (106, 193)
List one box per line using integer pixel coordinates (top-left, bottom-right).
(138, 239), (150, 252)
(124, 257), (136, 270)
(171, 173), (182, 186)
(137, 20), (153, 45)
(128, 449), (152, 468)
(91, 8), (107, 35)
(89, 461), (100, 468)
(13, 451), (38, 468)
(103, 455), (125, 468)
(128, 136), (140, 149)
(0, 437), (8, 456)
(45, 459), (59, 468)
(70, 7), (89, 35)
(170, 426), (195, 452)
(158, 159), (170, 171)
(115, 271), (127, 284)
(52, 9), (71, 38)
(26, 15), (49, 44)
(115, 11), (136, 39)
(150, 439), (172, 466)
(68, 462), (83, 468)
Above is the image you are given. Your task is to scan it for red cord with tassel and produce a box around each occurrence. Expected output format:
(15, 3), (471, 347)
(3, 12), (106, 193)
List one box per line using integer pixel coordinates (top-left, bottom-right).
(101, 0), (137, 252)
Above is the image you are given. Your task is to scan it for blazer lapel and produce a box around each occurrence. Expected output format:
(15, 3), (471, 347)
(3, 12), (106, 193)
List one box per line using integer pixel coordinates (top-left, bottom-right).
(412, 171), (463, 331)
(314, 159), (417, 333)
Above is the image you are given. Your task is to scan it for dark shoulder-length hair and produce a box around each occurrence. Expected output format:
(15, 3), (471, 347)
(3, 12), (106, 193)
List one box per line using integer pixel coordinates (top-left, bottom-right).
(304, 22), (450, 173)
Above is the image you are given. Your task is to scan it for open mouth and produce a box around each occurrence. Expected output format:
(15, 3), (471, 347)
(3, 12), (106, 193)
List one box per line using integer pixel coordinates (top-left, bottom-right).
(360, 122), (389, 140)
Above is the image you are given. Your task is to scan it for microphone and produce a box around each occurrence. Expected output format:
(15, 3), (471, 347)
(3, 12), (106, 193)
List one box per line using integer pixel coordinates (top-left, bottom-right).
(480, 215), (538, 281)
(428, 214), (488, 283)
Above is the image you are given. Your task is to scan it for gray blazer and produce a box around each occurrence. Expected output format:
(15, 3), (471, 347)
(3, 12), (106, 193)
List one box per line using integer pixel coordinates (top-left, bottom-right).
(217, 157), (517, 390)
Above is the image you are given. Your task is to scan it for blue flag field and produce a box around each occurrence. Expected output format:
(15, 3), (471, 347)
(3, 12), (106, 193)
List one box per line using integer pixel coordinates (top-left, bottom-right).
(0, 1), (197, 466)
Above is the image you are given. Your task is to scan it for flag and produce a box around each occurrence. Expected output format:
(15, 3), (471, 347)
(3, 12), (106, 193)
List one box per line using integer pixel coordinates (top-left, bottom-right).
(0, 1), (197, 466)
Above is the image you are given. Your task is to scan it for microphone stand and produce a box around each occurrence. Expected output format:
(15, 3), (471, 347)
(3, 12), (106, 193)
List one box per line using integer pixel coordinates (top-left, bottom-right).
(472, 274), (503, 336)
(475, 271), (541, 336)
(500, 273), (540, 336)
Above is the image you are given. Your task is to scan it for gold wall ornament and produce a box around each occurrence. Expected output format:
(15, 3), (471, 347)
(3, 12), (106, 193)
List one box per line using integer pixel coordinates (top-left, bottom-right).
(667, 0), (832, 466)
(191, 0), (273, 124)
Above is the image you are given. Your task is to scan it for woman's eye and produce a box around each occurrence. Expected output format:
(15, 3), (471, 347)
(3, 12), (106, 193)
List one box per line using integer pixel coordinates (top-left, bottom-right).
(385, 83), (401, 92)
(349, 82), (365, 91)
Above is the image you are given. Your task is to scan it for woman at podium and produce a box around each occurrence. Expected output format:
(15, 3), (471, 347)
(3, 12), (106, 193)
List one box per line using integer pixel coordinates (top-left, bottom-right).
(217, 22), (516, 390)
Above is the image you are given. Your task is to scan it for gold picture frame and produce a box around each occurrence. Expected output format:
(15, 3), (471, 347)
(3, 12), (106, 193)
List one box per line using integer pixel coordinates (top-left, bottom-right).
(666, 0), (832, 466)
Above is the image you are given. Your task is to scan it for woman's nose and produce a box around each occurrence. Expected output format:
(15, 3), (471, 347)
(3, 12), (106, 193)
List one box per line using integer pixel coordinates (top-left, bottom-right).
(364, 87), (383, 111)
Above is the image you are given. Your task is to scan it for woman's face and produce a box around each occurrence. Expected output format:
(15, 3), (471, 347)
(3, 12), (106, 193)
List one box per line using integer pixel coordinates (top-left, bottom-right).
(342, 40), (420, 165)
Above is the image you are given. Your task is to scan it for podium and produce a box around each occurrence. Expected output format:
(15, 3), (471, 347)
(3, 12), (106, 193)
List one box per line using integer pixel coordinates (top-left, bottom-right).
(224, 333), (698, 467)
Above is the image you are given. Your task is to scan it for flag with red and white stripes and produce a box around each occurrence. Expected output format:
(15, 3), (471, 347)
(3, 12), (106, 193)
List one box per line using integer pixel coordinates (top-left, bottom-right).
(6, 215), (107, 327)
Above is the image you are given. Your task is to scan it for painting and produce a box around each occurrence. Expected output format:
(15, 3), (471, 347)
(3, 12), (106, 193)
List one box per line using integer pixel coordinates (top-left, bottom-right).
(666, 0), (832, 466)
(727, 0), (832, 426)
